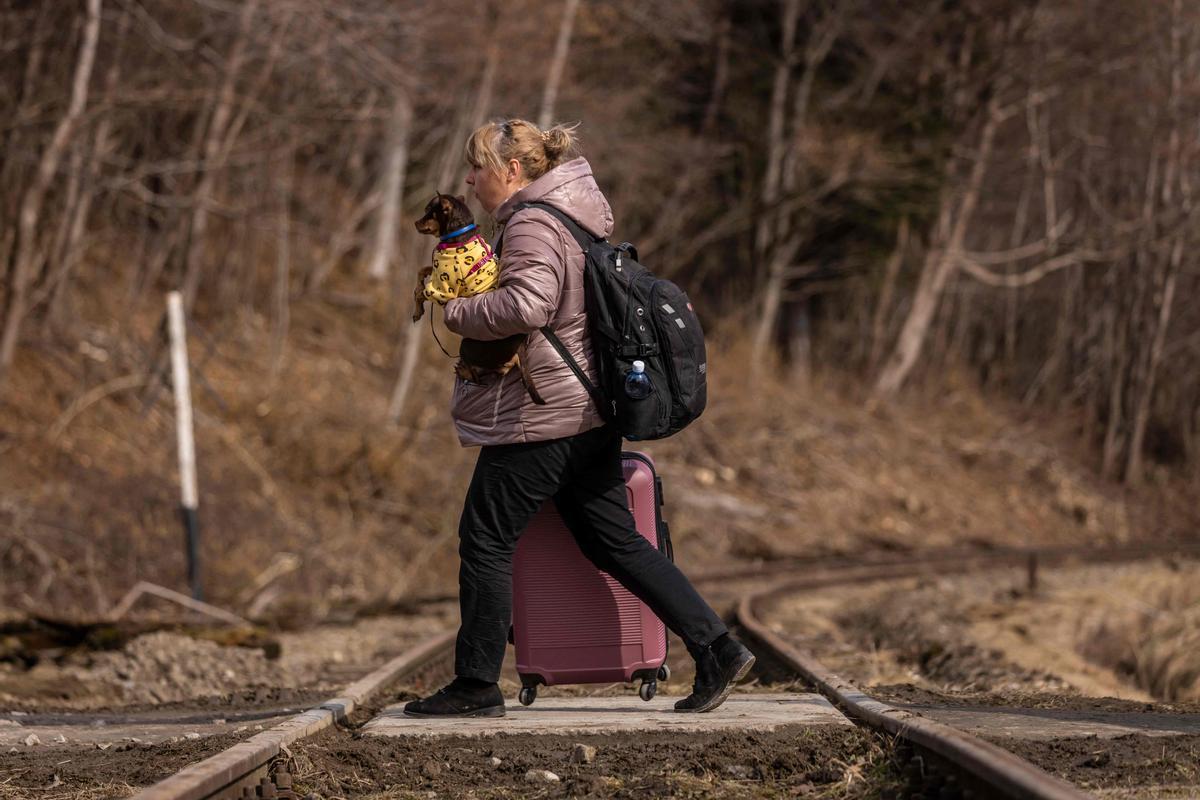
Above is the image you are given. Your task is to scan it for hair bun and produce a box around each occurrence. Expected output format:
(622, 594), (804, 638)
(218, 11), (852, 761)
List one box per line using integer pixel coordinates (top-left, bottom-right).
(542, 125), (575, 159)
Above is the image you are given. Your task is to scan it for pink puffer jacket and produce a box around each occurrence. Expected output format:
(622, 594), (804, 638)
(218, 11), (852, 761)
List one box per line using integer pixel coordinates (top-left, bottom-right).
(443, 157), (613, 447)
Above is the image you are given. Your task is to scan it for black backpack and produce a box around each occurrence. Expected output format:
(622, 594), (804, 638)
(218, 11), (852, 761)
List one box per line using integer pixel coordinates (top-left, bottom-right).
(502, 201), (707, 441)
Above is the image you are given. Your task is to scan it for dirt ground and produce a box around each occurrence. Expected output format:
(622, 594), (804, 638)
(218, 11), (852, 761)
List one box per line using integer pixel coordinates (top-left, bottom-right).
(1002, 734), (1200, 798)
(0, 724), (895, 799)
(0, 731), (248, 799)
(0, 606), (454, 714)
(0, 609), (454, 799)
(284, 723), (893, 800)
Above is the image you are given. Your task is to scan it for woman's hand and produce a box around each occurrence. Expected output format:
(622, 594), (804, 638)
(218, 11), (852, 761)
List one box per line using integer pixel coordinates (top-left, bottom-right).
(443, 216), (564, 340)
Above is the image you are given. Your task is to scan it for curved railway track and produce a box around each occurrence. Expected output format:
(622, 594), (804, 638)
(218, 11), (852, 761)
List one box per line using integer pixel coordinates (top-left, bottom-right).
(12, 542), (1196, 799)
(736, 577), (1092, 800)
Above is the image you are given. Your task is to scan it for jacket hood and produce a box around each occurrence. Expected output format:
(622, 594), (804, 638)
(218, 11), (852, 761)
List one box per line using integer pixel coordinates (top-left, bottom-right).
(494, 157), (614, 239)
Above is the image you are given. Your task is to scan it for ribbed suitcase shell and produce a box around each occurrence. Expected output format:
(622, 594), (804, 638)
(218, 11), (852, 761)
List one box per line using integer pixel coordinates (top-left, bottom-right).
(512, 451), (668, 687)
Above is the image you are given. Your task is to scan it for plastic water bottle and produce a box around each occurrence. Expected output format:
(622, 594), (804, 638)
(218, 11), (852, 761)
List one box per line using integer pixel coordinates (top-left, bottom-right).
(624, 360), (652, 399)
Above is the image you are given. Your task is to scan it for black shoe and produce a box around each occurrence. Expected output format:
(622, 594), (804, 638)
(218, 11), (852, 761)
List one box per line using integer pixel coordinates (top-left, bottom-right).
(403, 677), (506, 718)
(674, 634), (755, 713)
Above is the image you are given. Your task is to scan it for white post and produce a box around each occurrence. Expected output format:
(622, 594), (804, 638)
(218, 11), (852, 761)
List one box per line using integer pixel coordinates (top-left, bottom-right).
(537, 0), (581, 129)
(167, 291), (202, 599)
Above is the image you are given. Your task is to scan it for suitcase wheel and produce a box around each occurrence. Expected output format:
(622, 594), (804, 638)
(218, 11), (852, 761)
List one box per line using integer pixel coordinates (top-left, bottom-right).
(519, 686), (537, 706)
(639, 680), (657, 702)
(657, 664), (670, 682)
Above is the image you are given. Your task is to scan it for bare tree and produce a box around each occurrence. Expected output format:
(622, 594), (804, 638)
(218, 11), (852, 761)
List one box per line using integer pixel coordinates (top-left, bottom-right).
(0, 0), (102, 387)
(538, 0), (582, 129)
(874, 100), (1006, 397)
(753, 1), (844, 382)
(365, 87), (415, 281)
(388, 14), (502, 424)
(1123, 0), (1189, 484)
(748, 0), (801, 376)
(180, 0), (260, 309)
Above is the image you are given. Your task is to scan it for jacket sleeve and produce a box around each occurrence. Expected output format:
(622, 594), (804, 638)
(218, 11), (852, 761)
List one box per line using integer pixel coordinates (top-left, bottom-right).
(443, 212), (564, 340)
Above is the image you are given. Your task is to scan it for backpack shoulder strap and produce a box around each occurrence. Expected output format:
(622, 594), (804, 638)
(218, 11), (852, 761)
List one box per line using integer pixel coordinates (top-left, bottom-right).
(492, 203), (610, 419)
(539, 324), (610, 419)
(496, 201), (597, 257)
(518, 203), (608, 413)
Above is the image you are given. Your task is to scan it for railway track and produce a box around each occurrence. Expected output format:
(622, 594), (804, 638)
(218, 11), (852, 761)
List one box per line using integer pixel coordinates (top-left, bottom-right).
(128, 631), (455, 800)
(736, 578), (1093, 800)
(10, 543), (1198, 799)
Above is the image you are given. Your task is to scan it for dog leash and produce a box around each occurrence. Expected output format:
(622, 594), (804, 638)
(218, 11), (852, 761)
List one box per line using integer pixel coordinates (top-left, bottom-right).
(429, 305), (457, 359)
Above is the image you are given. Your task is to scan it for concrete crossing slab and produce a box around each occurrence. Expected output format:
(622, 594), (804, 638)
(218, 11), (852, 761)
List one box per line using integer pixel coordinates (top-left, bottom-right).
(363, 693), (851, 738)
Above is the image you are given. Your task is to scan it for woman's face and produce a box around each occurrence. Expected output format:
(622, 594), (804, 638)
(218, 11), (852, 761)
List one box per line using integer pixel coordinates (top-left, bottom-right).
(466, 158), (525, 214)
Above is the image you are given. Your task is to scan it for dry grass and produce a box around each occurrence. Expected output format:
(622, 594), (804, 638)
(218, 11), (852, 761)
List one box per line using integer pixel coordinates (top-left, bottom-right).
(0, 780), (136, 800)
(1077, 564), (1200, 702)
(0, 269), (1192, 623)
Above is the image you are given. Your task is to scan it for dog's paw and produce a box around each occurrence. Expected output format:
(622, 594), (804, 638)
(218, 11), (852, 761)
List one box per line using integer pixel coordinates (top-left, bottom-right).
(454, 360), (476, 382)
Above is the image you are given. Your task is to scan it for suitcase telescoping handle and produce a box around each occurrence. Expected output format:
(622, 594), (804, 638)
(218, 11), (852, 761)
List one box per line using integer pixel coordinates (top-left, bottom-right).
(659, 520), (674, 562)
(652, 474), (673, 560)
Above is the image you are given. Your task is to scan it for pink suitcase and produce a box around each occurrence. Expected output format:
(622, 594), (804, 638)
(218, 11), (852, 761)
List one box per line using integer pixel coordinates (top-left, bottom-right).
(511, 451), (673, 705)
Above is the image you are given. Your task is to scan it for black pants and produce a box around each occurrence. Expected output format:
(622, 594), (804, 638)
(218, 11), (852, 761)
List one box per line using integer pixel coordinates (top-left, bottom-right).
(455, 423), (727, 682)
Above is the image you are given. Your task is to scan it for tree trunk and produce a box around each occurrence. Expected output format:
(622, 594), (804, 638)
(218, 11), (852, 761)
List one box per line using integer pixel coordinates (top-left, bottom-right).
(752, 2), (840, 374)
(1124, 245), (1180, 483)
(269, 152), (293, 386)
(637, 13), (730, 265)
(868, 218), (908, 372)
(366, 87), (414, 281)
(0, 0), (102, 387)
(44, 7), (131, 326)
(749, 0), (802, 374)
(180, 0), (259, 309)
(787, 297), (812, 387)
(538, 0), (581, 129)
(1124, 0), (1186, 484)
(873, 105), (1000, 397)
(388, 27), (501, 424)
(752, 0), (801, 269)
(0, 2), (50, 214)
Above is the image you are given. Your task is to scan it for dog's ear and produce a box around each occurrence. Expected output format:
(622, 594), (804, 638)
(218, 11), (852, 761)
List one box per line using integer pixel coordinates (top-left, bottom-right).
(439, 195), (455, 215)
(456, 195), (467, 205)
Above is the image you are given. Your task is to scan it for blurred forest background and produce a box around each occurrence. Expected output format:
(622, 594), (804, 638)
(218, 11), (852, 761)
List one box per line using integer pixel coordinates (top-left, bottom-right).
(1, 0), (1198, 621)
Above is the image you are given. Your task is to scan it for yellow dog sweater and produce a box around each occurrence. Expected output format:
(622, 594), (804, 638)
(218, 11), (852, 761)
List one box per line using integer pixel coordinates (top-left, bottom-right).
(423, 233), (499, 304)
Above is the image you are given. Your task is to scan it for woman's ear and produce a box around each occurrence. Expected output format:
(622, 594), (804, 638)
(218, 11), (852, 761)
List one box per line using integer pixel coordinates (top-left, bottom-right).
(506, 158), (523, 184)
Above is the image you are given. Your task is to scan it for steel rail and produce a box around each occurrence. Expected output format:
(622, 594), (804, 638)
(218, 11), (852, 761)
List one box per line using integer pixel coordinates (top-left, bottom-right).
(132, 543), (1200, 798)
(131, 630), (455, 800)
(736, 580), (1095, 800)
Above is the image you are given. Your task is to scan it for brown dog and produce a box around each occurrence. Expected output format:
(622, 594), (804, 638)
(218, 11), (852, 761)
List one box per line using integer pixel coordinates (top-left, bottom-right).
(413, 193), (544, 403)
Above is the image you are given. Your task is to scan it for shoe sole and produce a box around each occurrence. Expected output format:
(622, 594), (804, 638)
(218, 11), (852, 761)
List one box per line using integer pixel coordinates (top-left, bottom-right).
(402, 705), (506, 719)
(676, 653), (756, 714)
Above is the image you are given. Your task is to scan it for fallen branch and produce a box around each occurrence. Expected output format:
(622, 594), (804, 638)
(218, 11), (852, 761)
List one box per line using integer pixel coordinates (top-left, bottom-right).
(107, 580), (250, 627)
(46, 373), (146, 443)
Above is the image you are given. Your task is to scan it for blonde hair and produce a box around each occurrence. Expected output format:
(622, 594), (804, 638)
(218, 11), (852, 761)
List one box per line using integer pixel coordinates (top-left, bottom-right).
(465, 118), (579, 182)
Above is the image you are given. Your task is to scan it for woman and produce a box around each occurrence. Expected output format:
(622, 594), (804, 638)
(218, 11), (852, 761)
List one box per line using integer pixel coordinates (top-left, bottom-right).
(404, 119), (753, 718)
